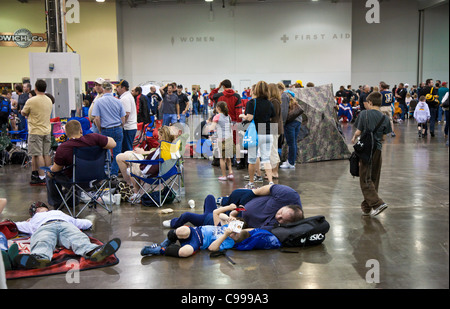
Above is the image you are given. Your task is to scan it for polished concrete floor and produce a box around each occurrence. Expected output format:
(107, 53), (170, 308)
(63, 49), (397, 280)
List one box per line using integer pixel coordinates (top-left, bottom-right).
(1, 119), (448, 290)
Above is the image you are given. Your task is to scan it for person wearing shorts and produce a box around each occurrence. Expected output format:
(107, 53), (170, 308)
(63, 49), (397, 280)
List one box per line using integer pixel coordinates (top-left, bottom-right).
(240, 81), (276, 188)
(21, 80), (53, 186)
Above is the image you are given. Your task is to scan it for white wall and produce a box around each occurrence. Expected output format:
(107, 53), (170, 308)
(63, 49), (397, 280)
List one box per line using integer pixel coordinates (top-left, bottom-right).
(351, 0), (420, 88)
(118, 1), (352, 92)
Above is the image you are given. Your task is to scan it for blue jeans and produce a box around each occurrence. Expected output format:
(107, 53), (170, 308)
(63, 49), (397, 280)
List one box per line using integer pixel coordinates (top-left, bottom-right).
(444, 110), (449, 136)
(163, 114), (177, 126)
(122, 129), (137, 152)
(101, 126), (123, 176)
(428, 106), (438, 134)
(284, 121), (301, 165)
(193, 102), (200, 115)
(170, 195), (216, 228)
(30, 221), (98, 260)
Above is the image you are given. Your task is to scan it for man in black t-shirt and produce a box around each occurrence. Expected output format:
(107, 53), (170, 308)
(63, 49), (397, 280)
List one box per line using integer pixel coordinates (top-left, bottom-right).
(176, 85), (189, 124)
(395, 83), (407, 121)
(420, 79), (439, 136)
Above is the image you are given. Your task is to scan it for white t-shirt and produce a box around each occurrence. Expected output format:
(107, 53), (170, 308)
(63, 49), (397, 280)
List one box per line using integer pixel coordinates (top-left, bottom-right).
(120, 91), (137, 130)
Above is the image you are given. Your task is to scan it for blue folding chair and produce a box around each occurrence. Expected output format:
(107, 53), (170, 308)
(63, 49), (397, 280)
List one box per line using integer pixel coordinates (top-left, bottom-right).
(41, 145), (113, 217)
(126, 140), (183, 207)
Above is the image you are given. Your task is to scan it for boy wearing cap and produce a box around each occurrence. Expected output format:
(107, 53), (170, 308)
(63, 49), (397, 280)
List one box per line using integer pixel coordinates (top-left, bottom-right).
(116, 79), (137, 152)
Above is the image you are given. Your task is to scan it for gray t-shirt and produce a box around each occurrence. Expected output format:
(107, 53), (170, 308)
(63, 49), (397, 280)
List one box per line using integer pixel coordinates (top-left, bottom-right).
(161, 93), (179, 115)
(355, 109), (392, 150)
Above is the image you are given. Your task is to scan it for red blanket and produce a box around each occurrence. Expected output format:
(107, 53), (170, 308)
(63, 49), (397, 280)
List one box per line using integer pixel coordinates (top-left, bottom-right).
(6, 236), (119, 280)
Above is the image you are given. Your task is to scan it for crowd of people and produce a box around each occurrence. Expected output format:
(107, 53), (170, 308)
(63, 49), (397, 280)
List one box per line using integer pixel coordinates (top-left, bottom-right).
(334, 79), (449, 145)
(1, 75), (448, 272)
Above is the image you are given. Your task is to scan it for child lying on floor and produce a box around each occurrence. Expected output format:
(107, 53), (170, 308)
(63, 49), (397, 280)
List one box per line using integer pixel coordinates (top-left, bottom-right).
(141, 203), (281, 258)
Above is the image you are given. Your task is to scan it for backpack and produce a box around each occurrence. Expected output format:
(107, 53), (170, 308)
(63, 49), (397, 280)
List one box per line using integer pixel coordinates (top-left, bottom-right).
(349, 151), (360, 177)
(271, 215), (330, 247)
(425, 87), (439, 106)
(0, 220), (19, 239)
(353, 112), (385, 164)
(0, 97), (11, 117)
(141, 187), (176, 207)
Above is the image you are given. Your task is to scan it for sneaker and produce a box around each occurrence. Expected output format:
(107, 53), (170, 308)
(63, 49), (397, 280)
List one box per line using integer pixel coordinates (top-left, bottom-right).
(227, 174), (234, 180)
(361, 210), (371, 216)
(88, 238), (121, 262)
(14, 254), (51, 269)
(162, 220), (172, 228)
(370, 204), (388, 217)
(245, 182), (256, 189)
(128, 193), (141, 203)
(254, 175), (263, 183)
(140, 243), (162, 256)
(218, 176), (227, 181)
(30, 178), (46, 186)
(160, 238), (172, 248)
(391, 132), (396, 137)
(216, 197), (223, 206)
(279, 162), (295, 169)
(268, 182), (274, 185)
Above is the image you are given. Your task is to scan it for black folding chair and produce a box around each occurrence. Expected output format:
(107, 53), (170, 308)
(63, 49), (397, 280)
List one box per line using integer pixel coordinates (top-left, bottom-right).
(42, 146), (113, 218)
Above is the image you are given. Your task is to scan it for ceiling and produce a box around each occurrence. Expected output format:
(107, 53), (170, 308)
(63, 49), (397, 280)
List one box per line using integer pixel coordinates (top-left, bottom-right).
(15, 0), (449, 9)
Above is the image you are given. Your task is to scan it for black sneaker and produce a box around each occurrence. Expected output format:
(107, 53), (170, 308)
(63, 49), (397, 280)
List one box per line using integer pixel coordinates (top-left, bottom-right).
(88, 238), (121, 262)
(30, 178), (46, 186)
(14, 254), (51, 269)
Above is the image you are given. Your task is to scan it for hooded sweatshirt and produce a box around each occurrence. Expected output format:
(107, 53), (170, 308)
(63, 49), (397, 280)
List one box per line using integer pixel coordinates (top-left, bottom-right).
(414, 101), (431, 124)
(209, 88), (242, 122)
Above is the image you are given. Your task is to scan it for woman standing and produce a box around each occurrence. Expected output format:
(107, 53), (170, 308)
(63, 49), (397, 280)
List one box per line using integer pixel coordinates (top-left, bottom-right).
(240, 81), (275, 188)
(268, 83), (283, 179)
(280, 91), (302, 169)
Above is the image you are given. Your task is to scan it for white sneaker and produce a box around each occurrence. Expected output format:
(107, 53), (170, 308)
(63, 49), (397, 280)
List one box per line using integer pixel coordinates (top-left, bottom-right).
(279, 162), (295, 169)
(162, 220), (171, 228)
(370, 204), (388, 217)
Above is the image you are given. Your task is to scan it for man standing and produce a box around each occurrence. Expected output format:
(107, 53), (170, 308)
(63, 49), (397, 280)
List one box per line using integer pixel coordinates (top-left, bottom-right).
(395, 83), (408, 121)
(438, 82), (448, 123)
(352, 92), (392, 217)
(131, 86), (151, 125)
(176, 84), (189, 124)
(379, 82), (395, 137)
(92, 81), (126, 176)
(17, 82), (31, 131)
(159, 84), (180, 126)
(420, 78), (439, 137)
(21, 80), (53, 186)
(146, 86), (162, 119)
(358, 85), (370, 112)
(116, 80), (137, 152)
(88, 77), (105, 134)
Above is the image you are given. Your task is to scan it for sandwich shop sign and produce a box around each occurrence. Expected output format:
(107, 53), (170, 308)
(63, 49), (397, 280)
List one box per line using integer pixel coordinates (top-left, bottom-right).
(0, 28), (47, 48)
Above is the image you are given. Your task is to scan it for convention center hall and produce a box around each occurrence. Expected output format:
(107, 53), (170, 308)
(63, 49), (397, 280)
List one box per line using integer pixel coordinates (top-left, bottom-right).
(0, 0), (448, 296)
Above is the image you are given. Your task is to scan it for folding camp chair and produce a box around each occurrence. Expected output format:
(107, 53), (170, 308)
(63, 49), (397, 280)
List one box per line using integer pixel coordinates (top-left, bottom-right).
(8, 119), (31, 168)
(126, 139), (182, 207)
(41, 146), (113, 218)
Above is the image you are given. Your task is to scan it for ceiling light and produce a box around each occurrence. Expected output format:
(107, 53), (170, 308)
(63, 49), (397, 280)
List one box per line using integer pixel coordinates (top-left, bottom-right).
(96, 0), (105, 3)
(205, 0), (214, 2)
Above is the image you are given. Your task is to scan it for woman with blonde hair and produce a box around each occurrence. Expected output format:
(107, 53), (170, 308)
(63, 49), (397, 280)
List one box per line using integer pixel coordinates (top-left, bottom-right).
(267, 83), (283, 179)
(240, 81), (275, 188)
(116, 126), (175, 201)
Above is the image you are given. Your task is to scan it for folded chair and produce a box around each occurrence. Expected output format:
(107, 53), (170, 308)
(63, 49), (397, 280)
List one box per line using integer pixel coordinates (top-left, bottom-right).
(41, 145), (113, 218)
(126, 139), (183, 207)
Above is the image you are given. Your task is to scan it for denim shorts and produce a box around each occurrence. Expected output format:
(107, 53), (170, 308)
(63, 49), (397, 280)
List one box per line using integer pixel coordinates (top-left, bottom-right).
(247, 134), (273, 164)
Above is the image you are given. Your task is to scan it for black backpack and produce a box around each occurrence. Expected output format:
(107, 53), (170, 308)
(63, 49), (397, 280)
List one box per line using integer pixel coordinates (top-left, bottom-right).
(271, 215), (330, 247)
(353, 112), (385, 163)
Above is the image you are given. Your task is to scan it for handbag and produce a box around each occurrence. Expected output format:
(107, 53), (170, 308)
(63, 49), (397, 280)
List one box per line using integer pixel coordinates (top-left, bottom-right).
(349, 152), (360, 177)
(243, 99), (259, 149)
(286, 100), (304, 123)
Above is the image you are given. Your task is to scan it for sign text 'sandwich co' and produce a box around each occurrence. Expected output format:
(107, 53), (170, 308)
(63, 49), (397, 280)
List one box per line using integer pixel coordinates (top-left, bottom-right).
(0, 28), (47, 48)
